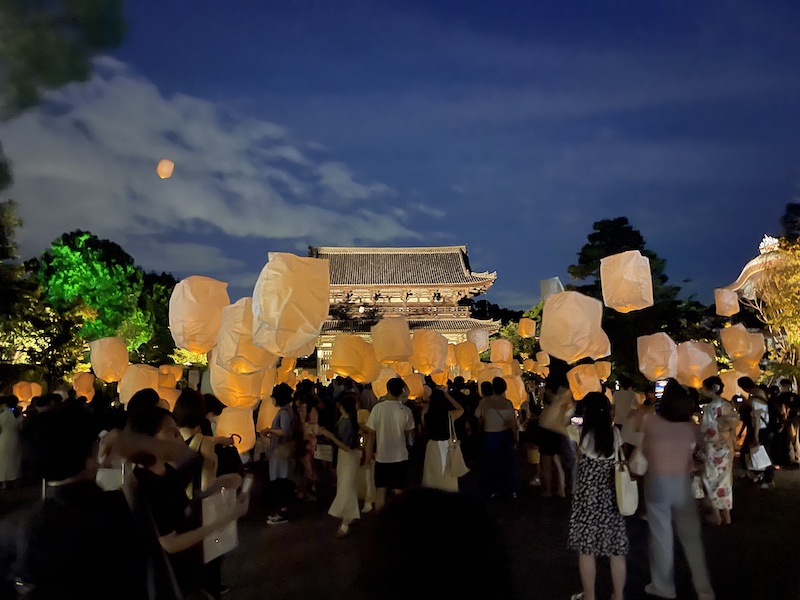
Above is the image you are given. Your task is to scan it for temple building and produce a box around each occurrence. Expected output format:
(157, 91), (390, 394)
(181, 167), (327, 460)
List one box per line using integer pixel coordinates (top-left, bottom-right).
(308, 245), (500, 375)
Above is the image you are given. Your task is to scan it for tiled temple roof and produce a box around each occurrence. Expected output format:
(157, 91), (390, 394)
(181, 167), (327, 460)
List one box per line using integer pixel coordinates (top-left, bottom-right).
(309, 245), (496, 288)
(322, 318), (500, 334)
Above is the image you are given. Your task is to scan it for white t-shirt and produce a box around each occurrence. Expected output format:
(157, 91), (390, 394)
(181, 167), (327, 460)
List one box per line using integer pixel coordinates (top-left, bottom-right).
(475, 396), (515, 433)
(366, 399), (415, 463)
(613, 389), (639, 426)
(752, 396), (769, 429)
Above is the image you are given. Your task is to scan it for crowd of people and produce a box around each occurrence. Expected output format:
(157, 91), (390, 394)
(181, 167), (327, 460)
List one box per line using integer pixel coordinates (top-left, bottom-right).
(0, 367), (797, 599)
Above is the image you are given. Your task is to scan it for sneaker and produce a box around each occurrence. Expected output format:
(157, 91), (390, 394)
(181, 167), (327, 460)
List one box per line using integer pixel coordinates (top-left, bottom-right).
(760, 482), (774, 490)
(267, 515), (289, 525)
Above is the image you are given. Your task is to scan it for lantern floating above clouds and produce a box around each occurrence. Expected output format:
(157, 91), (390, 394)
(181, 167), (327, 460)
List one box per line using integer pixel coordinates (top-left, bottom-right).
(539, 291), (610, 364)
(490, 339), (514, 365)
(89, 337), (129, 382)
(714, 288), (740, 317)
(637, 332), (678, 381)
(518, 318), (536, 339)
(217, 407), (256, 454)
(119, 364), (160, 405)
(216, 297), (278, 374)
(371, 317), (413, 364)
(156, 159), (174, 179)
(541, 277), (565, 303)
(72, 372), (96, 399)
(567, 364), (603, 400)
(169, 276), (230, 354)
(252, 253), (330, 358)
(467, 329), (490, 354)
(676, 341), (717, 389)
(410, 330), (448, 375)
(600, 250), (654, 313)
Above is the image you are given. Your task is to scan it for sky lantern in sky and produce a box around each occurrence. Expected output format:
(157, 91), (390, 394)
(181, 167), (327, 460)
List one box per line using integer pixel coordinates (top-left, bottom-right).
(217, 407), (256, 453)
(567, 364), (603, 400)
(371, 316), (413, 364)
(600, 250), (654, 313)
(169, 276), (230, 354)
(467, 328), (490, 353)
(455, 341), (481, 372)
(410, 330), (448, 375)
(637, 332), (678, 381)
(72, 372), (96, 399)
(119, 364), (159, 405)
(518, 317), (536, 339)
(539, 291), (610, 364)
(156, 159), (174, 179)
(676, 341), (717, 389)
(89, 337), (129, 382)
(714, 288), (740, 317)
(490, 339), (514, 364)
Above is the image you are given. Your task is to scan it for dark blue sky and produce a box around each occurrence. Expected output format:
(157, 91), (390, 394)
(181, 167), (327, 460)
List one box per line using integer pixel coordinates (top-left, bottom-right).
(7, 1), (800, 307)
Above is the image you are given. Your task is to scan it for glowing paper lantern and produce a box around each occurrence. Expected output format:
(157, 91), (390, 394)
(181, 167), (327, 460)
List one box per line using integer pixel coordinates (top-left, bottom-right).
(89, 337), (129, 382)
(325, 369), (334, 380)
(72, 372), (96, 399)
(504, 375), (527, 409)
(536, 351), (550, 367)
(404, 373), (425, 399)
(158, 387), (180, 411)
(518, 318), (537, 339)
(330, 334), (381, 383)
(209, 359), (263, 408)
(371, 317), (413, 364)
(490, 339), (514, 365)
(373, 368), (397, 398)
(431, 368), (452, 386)
(157, 159), (174, 179)
(477, 364), (504, 386)
(410, 330), (448, 375)
(467, 329), (490, 353)
(594, 361), (612, 381)
(257, 395), (279, 432)
(714, 288), (740, 317)
(719, 370), (746, 401)
(600, 250), (654, 313)
(287, 337), (317, 359)
(390, 361), (414, 378)
(720, 324), (765, 362)
(455, 341), (481, 372)
(169, 276), (230, 354)
(446, 344), (458, 367)
(278, 357), (296, 373)
(733, 358), (761, 380)
(217, 407), (256, 453)
(252, 253), (330, 357)
(277, 369), (297, 389)
(119, 364), (160, 405)
(299, 370), (313, 382)
(259, 368), (277, 399)
(541, 277), (565, 302)
(501, 362), (522, 377)
(216, 297), (278, 374)
(567, 365), (602, 400)
(12, 382), (42, 403)
(539, 291), (610, 363)
(676, 341), (717, 389)
(523, 358), (536, 372)
(637, 333), (678, 381)
(158, 364), (183, 383)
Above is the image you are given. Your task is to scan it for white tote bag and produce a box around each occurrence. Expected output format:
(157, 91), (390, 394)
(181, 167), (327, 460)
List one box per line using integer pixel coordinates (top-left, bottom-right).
(747, 445), (772, 472)
(615, 446), (638, 516)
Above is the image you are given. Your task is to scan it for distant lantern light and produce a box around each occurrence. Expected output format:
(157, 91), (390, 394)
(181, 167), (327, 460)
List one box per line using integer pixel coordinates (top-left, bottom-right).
(157, 159), (174, 179)
(518, 318), (537, 339)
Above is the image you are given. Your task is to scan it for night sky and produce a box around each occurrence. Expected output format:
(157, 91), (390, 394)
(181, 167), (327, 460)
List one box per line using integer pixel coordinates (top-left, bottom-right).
(4, 1), (800, 308)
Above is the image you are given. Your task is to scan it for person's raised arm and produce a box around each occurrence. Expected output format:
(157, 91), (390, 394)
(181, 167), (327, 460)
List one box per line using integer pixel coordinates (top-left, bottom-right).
(441, 387), (464, 421)
(100, 429), (195, 468)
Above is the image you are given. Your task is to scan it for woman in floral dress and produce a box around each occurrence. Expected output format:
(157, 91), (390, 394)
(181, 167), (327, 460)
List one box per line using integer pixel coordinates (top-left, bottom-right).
(700, 376), (740, 525)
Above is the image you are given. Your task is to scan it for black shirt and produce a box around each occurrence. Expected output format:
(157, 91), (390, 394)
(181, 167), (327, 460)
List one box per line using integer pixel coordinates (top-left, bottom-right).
(425, 407), (457, 441)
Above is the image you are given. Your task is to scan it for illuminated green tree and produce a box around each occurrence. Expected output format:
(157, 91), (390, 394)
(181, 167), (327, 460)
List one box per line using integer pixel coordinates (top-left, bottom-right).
(32, 230), (146, 342)
(133, 271), (178, 364)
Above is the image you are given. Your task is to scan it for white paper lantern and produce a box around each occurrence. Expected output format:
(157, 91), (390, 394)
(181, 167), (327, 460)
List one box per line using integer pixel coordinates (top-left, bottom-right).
(286, 337), (317, 359)
(209, 359), (263, 408)
(89, 337), (129, 382)
(72, 372), (96, 399)
(371, 317), (413, 364)
(277, 357), (296, 373)
(169, 276), (230, 354)
(540, 277), (565, 302)
(252, 253), (330, 357)
(567, 364), (602, 400)
(637, 333), (678, 381)
(12, 382), (42, 403)
(410, 330), (448, 375)
(490, 339), (514, 365)
(119, 364), (160, 405)
(676, 341), (717, 389)
(330, 334), (381, 383)
(455, 341), (481, 372)
(733, 358), (761, 380)
(594, 361), (612, 381)
(539, 291), (611, 363)
(536, 351), (550, 367)
(714, 288), (740, 317)
(477, 364), (504, 386)
(259, 368), (277, 399)
(504, 375), (527, 409)
(719, 370), (746, 400)
(373, 368), (398, 398)
(501, 361), (523, 377)
(600, 250), (654, 313)
(431, 368), (452, 386)
(277, 369), (297, 389)
(467, 329), (490, 353)
(156, 158), (175, 179)
(256, 395), (280, 432)
(446, 344), (458, 367)
(390, 361), (414, 378)
(518, 318), (537, 339)
(720, 325), (765, 362)
(216, 297), (278, 374)
(523, 358), (536, 372)
(158, 387), (180, 411)
(404, 373), (425, 399)
(217, 407), (256, 453)
(158, 364), (184, 383)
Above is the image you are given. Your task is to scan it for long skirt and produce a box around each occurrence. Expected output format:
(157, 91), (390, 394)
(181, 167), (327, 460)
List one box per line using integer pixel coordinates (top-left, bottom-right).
(482, 429), (517, 496)
(422, 439), (459, 492)
(329, 448), (361, 523)
(702, 443), (733, 510)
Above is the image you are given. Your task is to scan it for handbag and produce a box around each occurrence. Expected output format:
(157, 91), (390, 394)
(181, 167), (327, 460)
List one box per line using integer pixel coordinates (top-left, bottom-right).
(314, 443), (334, 462)
(614, 445), (638, 516)
(445, 414), (469, 478)
(202, 488), (239, 564)
(747, 445), (772, 471)
(629, 446), (648, 477)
